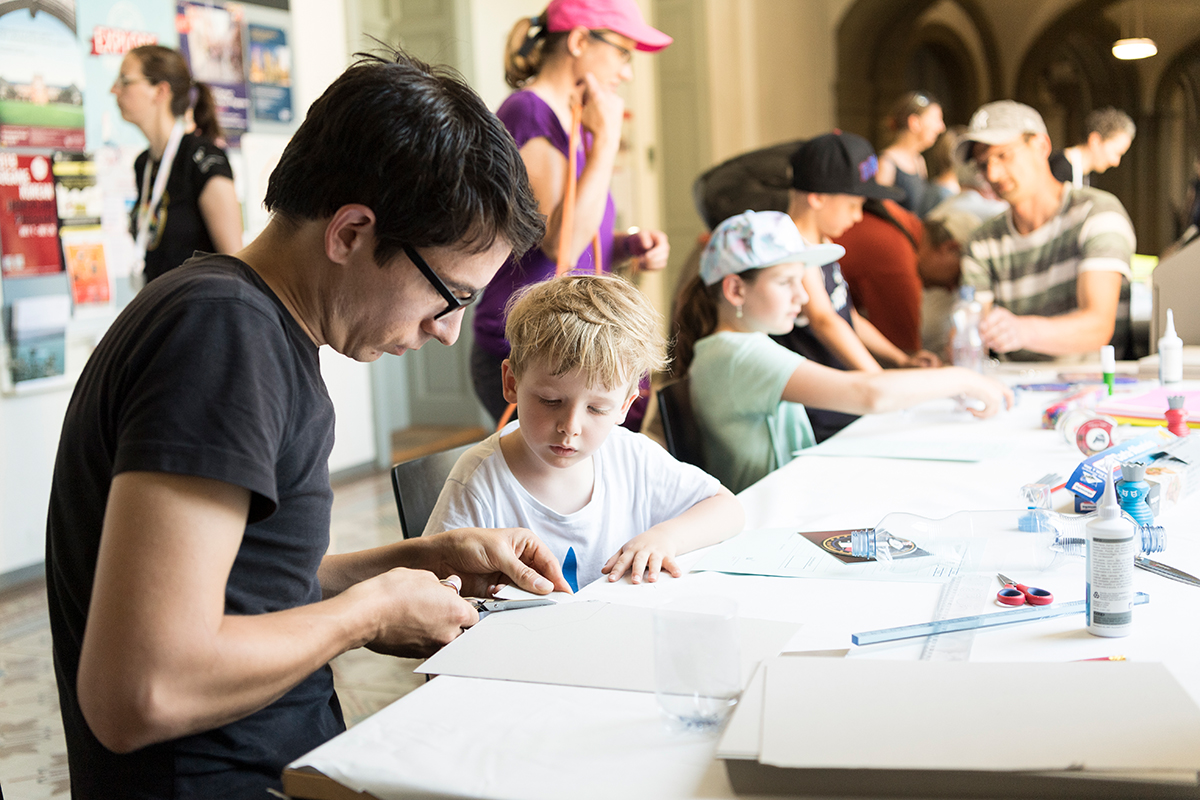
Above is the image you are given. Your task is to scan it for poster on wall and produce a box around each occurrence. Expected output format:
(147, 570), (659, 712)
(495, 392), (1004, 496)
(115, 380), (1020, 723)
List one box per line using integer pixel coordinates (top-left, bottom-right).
(53, 152), (112, 307)
(0, 6), (86, 149)
(0, 153), (64, 278)
(177, 1), (249, 140)
(7, 293), (70, 387)
(247, 23), (292, 123)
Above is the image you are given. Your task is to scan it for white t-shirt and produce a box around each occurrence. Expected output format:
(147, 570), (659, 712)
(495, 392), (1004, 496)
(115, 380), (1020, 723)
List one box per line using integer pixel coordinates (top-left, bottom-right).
(423, 422), (722, 590)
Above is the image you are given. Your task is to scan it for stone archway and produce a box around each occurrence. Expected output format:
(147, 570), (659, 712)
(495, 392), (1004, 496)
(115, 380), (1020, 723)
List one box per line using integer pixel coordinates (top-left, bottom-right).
(1153, 38), (1200, 251)
(836, 0), (1002, 144)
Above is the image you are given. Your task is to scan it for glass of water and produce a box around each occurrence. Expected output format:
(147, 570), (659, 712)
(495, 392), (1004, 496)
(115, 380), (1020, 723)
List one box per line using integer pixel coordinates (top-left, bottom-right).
(653, 596), (740, 730)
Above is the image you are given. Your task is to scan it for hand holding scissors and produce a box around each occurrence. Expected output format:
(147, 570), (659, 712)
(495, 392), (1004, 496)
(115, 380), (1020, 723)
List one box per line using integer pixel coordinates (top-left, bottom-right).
(996, 573), (1053, 606)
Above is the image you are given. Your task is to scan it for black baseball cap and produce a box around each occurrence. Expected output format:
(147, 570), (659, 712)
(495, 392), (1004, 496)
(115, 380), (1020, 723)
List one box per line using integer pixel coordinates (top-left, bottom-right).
(789, 131), (905, 201)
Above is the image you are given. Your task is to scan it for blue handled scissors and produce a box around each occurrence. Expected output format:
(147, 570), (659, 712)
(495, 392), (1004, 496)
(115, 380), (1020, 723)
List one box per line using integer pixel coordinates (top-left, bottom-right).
(996, 573), (1054, 606)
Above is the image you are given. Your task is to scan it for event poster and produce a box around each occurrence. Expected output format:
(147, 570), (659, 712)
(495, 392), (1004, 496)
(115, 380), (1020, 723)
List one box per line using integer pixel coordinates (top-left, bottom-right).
(60, 227), (111, 306)
(177, 1), (249, 139)
(0, 153), (64, 277)
(53, 152), (111, 306)
(0, 7), (86, 149)
(247, 23), (292, 123)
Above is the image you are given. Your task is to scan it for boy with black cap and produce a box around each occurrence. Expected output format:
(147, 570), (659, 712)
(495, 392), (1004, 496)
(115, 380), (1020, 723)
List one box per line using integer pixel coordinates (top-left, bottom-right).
(774, 130), (936, 441)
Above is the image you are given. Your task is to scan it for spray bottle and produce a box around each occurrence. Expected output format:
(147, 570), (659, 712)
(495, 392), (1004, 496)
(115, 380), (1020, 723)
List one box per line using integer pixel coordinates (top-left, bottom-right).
(1085, 468), (1136, 638)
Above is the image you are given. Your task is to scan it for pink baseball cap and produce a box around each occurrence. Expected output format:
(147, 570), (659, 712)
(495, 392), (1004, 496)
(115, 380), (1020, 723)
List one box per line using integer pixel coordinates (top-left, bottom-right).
(545, 0), (673, 53)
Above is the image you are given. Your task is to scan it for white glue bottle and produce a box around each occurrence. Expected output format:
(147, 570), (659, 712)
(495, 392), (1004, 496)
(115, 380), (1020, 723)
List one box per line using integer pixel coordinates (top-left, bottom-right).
(1086, 468), (1136, 637)
(1158, 308), (1183, 385)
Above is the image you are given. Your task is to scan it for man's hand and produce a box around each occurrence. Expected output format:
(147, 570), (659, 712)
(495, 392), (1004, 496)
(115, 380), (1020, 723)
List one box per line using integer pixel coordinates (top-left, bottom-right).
(345, 568), (478, 659)
(978, 306), (1024, 353)
(422, 528), (573, 598)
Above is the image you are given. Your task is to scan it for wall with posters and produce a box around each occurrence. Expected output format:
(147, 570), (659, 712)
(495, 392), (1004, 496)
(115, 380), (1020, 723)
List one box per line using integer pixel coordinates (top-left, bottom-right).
(0, 0), (371, 580)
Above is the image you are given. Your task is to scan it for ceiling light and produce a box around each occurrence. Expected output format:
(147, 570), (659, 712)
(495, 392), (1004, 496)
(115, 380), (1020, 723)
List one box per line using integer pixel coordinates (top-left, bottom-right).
(1112, 37), (1157, 60)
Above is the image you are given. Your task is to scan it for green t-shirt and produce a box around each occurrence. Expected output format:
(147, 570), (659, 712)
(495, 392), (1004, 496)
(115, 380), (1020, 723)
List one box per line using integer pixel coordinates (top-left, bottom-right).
(689, 331), (816, 494)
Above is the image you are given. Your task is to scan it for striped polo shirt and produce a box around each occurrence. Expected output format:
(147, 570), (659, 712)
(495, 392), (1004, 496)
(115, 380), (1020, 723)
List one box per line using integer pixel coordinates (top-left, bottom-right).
(962, 185), (1133, 361)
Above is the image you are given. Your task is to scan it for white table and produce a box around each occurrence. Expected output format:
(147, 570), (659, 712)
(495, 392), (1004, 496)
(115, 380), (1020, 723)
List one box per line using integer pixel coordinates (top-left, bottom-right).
(286, 386), (1200, 800)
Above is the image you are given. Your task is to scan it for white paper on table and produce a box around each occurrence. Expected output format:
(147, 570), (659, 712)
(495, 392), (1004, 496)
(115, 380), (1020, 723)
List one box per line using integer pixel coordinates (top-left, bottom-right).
(417, 600), (800, 694)
(757, 658), (1200, 774)
(795, 436), (1012, 462)
(288, 676), (735, 800)
(692, 527), (963, 583)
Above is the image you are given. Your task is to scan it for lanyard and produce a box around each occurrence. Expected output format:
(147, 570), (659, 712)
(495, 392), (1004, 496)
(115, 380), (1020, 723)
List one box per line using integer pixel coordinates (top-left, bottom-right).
(133, 117), (186, 276)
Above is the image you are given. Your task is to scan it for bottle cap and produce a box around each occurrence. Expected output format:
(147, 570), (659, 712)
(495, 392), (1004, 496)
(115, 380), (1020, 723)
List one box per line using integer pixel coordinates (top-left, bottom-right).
(958, 285), (975, 302)
(1165, 308), (1177, 339)
(1100, 345), (1115, 372)
(1120, 460), (1146, 482)
(1098, 466), (1121, 520)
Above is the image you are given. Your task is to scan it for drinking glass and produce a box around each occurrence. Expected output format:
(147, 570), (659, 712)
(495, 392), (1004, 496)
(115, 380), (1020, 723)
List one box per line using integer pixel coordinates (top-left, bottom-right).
(653, 596), (740, 730)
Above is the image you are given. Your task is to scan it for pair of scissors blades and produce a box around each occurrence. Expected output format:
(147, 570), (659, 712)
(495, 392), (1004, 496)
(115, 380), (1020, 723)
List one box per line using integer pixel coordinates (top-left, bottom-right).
(466, 597), (556, 618)
(1134, 555), (1200, 588)
(996, 573), (1053, 606)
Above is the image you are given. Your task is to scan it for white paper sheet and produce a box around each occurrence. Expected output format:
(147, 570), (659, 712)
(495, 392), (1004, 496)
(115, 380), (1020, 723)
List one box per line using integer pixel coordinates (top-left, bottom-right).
(795, 436), (1012, 462)
(417, 600), (800, 694)
(692, 527), (963, 583)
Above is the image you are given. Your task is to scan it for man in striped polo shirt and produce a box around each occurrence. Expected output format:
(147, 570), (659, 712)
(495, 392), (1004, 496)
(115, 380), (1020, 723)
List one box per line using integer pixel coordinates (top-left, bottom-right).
(956, 101), (1133, 361)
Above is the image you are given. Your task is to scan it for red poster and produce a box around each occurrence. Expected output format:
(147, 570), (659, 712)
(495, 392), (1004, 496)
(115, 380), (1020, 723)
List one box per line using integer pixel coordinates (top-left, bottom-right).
(0, 153), (63, 277)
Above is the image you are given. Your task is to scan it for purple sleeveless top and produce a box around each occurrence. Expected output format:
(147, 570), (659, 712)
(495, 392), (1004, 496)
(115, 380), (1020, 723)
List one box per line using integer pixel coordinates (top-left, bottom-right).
(474, 90), (617, 359)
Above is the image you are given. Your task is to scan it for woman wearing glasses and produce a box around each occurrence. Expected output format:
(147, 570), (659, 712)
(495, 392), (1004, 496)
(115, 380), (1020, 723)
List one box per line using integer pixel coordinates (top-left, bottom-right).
(471, 0), (671, 430)
(111, 45), (242, 285)
(875, 91), (947, 217)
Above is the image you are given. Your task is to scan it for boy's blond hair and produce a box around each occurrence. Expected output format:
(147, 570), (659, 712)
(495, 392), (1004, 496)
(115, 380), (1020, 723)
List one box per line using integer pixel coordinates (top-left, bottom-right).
(505, 274), (668, 391)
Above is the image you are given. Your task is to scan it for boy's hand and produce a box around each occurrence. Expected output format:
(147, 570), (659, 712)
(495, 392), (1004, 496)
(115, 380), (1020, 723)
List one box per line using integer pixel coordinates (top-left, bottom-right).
(601, 530), (683, 584)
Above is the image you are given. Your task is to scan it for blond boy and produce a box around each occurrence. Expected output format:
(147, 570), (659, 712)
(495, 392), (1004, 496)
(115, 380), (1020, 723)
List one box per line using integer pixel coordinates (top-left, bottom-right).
(424, 274), (743, 589)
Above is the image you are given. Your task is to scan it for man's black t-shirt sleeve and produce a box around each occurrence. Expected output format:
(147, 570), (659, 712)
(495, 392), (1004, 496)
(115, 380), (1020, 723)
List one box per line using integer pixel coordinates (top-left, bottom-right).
(111, 293), (295, 521)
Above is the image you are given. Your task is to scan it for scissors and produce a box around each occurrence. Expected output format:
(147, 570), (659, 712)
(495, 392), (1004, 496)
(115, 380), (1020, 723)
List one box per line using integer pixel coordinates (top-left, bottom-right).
(466, 597), (555, 618)
(996, 573), (1054, 606)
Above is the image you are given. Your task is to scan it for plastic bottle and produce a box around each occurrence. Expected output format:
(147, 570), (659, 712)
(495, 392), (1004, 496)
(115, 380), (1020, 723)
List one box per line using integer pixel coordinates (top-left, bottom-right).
(1158, 308), (1183, 385)
(848, 509), (1067, 574)
(1037, 508), (1163, 556)
(949, 286), (984, 373)
(847, 507), (1164, 576)
(1115, 461), (1154, 527)
(1085, 469), (1136, 638)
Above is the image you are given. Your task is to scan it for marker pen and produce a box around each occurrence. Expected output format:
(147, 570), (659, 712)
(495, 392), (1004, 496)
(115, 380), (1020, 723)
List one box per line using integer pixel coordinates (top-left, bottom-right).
(1100, 345), (1115, 396)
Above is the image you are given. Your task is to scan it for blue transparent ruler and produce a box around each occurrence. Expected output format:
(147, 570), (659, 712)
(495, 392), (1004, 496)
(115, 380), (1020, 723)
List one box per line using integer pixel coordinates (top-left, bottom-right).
(853, 591), (1150, 646)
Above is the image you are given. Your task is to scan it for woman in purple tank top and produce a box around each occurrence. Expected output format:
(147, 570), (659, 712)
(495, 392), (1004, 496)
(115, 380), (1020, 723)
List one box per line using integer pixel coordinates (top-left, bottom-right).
(471, 0), (672, 430)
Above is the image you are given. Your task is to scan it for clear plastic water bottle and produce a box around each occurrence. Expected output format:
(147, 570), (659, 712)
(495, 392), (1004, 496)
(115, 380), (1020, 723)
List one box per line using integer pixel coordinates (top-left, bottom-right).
(848, 508), (1164, 574)
(949, 285), (984, 372)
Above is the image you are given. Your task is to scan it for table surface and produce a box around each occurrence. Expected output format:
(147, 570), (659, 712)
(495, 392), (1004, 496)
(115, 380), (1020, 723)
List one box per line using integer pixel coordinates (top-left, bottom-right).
(286, 376), (1200, 800)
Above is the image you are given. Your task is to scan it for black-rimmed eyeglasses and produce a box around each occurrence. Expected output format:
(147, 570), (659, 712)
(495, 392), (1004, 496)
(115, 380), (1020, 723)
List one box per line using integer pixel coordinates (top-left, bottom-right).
(403, 244), (479, 320)
(588, 30), (633, 64)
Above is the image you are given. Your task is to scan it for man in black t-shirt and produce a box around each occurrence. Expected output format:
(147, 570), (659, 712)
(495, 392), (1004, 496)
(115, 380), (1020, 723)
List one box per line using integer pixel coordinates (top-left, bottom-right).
(46, 51), (559, 799)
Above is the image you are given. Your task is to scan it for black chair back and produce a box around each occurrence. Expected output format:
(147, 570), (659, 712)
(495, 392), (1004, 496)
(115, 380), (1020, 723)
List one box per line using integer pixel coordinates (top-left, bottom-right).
(656, 378), (706, 471)
(390, 442), (476, 539)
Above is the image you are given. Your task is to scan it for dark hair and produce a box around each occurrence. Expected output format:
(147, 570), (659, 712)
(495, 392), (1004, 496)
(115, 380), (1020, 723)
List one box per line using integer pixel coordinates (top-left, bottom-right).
(1084, 107), (1136, 141)
(504, 13), (571, 88)
(264, 49), (544, 264)
(130, 45), (223, 142)
(669, 269), (763, 379)
(924, 125), (964, 180)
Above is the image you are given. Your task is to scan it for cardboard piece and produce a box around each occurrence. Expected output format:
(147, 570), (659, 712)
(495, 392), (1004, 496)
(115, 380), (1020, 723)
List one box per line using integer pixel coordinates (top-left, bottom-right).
(721, 657), (1200, 798)
(417, 600), (800, 694)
